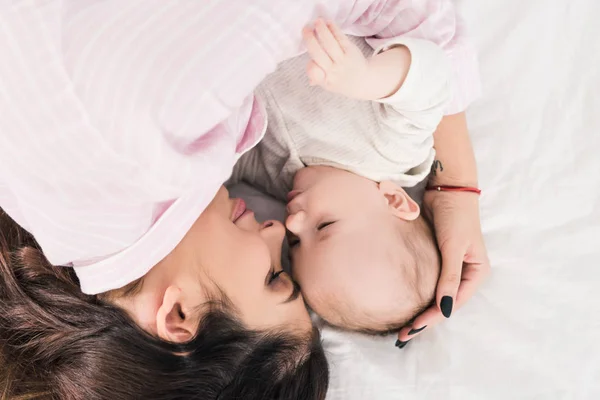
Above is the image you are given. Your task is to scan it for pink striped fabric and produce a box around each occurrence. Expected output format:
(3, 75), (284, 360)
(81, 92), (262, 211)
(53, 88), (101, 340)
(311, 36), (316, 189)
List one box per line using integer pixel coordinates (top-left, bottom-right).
(0, 0), (480, 294)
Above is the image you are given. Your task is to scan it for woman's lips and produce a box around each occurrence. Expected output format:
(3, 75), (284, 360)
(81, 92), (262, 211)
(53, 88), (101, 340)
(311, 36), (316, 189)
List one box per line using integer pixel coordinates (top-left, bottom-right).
(231, 198), (247, 222)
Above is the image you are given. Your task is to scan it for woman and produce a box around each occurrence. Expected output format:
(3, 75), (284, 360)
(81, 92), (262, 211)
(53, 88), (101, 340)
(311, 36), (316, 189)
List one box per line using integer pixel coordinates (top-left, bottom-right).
(0, 196), (329, 399)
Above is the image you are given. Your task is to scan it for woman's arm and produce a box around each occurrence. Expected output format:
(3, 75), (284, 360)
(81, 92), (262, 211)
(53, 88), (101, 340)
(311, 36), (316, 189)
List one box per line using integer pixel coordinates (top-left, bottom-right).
(396, 112), (491, 345)
(428, 112), (478, 188)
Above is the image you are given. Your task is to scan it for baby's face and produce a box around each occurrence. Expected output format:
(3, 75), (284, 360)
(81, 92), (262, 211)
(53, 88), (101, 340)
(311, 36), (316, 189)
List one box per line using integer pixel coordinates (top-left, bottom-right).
(286, 166), (424, 329)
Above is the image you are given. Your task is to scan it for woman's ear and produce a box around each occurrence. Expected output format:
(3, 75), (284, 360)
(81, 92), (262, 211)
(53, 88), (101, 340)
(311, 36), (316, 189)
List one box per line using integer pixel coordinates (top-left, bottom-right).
(378, 181), (420, 221)
(156, 286), (195, 343)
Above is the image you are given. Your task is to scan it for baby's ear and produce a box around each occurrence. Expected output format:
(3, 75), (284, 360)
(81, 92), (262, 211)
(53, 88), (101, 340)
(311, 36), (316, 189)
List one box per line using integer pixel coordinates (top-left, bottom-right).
(378, 181), (420, 221)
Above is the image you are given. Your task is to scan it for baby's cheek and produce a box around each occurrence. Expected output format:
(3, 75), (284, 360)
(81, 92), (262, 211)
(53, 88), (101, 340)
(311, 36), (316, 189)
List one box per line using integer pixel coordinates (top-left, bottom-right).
(296, 279), (328, 317)
(291, 260), (329, 303)
(291, 255), (323, 293)
(289, 254), (308, 283)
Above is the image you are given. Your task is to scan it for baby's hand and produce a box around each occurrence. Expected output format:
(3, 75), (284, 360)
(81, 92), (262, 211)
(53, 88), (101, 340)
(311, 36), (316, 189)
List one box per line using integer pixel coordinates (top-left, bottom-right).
(302, 19), (373, 100)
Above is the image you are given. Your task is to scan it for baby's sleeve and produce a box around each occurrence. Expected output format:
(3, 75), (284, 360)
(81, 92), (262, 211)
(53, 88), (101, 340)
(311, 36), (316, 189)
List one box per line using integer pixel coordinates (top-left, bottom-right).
(356, 38), (451, 187)
(375, 38), (452, 125)
(366, 38), (452, 187)
(357, 0), (480, 114)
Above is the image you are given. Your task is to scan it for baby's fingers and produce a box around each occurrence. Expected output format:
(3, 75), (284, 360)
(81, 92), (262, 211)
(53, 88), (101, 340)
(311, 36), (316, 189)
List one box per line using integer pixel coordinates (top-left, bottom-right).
(303, 26), (332, 70)
(327, 21), (351, 51)
(314, 19), (344, 62)
(306, 60), (326, 86)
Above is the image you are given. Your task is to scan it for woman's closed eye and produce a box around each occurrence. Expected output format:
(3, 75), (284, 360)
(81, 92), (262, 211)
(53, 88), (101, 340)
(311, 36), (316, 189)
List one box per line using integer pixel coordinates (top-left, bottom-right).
(268, 269), (285, 285)
(266, 269), (302, 303)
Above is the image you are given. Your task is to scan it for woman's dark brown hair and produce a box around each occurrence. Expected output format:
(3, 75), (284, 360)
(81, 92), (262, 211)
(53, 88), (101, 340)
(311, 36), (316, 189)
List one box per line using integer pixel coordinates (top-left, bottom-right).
(0, 210), (329, 400)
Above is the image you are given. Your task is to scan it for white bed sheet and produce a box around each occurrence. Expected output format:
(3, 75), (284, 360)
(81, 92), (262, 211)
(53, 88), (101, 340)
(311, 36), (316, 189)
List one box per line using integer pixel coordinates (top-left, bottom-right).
(234, 1), (600, 398)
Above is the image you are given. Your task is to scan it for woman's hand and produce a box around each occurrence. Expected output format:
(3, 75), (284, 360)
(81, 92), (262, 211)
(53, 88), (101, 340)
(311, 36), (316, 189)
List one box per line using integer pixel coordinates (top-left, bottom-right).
(396, 190), (491, 346)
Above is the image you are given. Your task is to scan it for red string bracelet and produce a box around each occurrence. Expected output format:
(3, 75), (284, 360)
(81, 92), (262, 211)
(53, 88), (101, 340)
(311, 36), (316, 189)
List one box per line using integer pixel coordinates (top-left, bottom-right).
(425, 185), (482, 195)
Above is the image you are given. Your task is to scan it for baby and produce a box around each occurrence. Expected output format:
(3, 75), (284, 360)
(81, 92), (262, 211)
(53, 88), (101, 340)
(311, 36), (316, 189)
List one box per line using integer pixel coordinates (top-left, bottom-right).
(232, 21), (450, 333)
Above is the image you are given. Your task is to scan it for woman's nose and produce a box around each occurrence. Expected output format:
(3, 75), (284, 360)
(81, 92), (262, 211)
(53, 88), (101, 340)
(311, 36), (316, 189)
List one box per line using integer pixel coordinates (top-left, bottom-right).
(260, 220), (285, 238)
(285, 211), (307, 235)
(260, 220), (286, 255)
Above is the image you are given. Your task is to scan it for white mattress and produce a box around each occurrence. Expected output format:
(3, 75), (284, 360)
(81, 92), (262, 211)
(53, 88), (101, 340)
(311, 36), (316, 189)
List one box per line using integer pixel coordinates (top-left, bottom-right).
(234, 1), (600, 398)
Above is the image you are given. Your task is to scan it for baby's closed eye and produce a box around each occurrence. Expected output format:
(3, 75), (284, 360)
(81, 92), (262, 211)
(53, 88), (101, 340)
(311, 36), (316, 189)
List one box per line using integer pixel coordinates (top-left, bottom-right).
(288, 221), (337, 248)
(317, 221), (335, 230)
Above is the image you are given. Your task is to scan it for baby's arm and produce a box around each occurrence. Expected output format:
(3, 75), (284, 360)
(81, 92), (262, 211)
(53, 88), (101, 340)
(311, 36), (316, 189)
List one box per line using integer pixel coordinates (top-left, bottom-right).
(303, 19), (412, 101)
(303, 20), (451, 186)
(304, 19), (450, 122)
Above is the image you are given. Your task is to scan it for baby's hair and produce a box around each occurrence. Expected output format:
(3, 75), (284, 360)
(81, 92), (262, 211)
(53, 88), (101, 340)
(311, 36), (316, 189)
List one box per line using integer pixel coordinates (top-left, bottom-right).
(369, 215), (441, 336)
(325, 294), (434, 337)
(319, 215), (441, 336)
(0, 209), (329, 400)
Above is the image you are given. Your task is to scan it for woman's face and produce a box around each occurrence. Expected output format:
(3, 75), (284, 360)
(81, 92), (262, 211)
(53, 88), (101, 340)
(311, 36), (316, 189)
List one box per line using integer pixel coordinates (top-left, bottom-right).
(122, 186), (311, 338)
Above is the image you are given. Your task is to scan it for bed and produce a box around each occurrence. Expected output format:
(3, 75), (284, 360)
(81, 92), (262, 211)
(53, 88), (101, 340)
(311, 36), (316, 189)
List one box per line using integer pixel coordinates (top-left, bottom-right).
(234, 0), (600, 398)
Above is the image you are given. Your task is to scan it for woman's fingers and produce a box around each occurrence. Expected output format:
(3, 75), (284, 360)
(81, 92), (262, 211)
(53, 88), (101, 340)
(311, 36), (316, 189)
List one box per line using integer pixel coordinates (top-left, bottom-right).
(314, 19), (344, 62)
(396, 259), (491, 347)
(395, 243), (466, 348)
(436, 242), (466, 318)
(396, 306), (443, 343)
(455, 258), (491, 307)
(302, 26), (332, 70)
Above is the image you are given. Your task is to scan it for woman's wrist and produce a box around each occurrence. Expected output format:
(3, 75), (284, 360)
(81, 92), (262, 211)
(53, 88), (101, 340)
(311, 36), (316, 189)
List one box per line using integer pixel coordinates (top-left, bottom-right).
(426, 185), (481, 195)
(423, 188), (480, 219)
(427, 171), (478, 189)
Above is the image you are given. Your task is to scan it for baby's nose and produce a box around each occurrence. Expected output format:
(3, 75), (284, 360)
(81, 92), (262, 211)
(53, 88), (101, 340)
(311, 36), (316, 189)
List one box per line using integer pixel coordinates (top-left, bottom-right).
(285, 210), (307, 234)
(286, 200), (299, 215)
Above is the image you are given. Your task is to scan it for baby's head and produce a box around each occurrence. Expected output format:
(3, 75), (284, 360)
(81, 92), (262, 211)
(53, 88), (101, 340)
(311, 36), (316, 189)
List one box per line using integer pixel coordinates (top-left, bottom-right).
(287, 166), (440, 333)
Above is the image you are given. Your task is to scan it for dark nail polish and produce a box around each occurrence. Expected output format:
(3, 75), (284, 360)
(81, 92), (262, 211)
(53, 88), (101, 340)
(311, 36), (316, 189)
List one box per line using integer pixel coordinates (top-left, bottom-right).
(408, 325), (427, 335)
(440, 296), (453, 318)
(395, 339), (410, 349)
